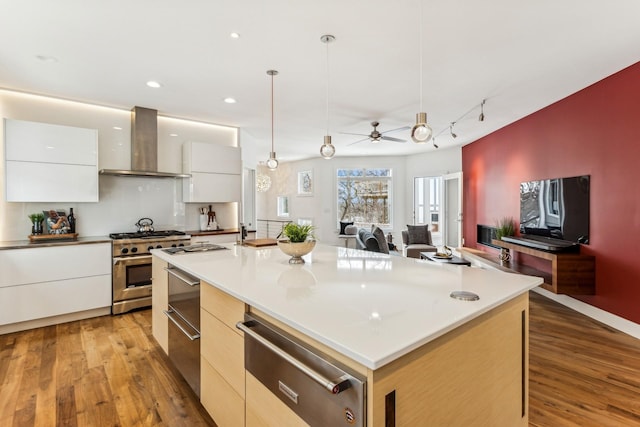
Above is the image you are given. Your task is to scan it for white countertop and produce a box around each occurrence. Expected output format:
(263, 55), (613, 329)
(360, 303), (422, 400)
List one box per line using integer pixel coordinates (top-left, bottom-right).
(153, 243), (542, 370)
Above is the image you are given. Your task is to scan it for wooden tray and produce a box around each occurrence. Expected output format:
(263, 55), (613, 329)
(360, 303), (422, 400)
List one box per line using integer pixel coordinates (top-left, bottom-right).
(29, 233), (78, 242)
(243, 238), (277, 247)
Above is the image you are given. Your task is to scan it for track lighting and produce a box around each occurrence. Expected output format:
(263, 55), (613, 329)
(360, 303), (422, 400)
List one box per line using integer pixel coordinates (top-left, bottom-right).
(320, 34), (336, 159)
(266, 70), (279, 170)
(479, 99), (486, 122)
(450, 122), (457, 138)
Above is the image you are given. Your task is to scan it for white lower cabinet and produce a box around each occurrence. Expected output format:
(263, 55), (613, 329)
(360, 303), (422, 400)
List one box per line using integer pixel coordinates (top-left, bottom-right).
(0, 243), (111, 326)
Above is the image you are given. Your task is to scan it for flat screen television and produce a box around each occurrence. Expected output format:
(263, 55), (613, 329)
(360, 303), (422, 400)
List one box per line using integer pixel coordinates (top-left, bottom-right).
(519, 175), (590, 244)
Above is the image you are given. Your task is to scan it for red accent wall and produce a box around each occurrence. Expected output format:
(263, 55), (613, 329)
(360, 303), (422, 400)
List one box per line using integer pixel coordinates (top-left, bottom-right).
(462, 61), (640, 324)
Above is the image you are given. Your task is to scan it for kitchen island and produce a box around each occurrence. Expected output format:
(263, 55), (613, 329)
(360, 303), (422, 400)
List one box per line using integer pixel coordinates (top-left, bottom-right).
(152, 243), (542, 426)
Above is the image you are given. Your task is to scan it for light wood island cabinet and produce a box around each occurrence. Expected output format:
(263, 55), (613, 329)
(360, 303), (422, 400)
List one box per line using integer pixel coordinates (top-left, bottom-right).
(153, 244), (540, 427)
(200, 282), (247, 427)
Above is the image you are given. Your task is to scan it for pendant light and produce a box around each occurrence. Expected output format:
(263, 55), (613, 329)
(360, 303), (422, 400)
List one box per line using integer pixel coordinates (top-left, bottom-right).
(479, 99), (486, 121)
(320, 34), (336, 159)
(410, 0), (433, 143)
(266, 69), (279, 170)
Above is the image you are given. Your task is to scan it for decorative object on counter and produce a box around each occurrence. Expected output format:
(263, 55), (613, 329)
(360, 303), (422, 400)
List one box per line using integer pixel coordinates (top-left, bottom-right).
(277, 223), (316, 264)
(135, 217), (154, 233)
(28, 212), (45, 235)
(67, 208), (76, 233)
(498, 247), (511, 265)
(44, 209), (70, 234)
(199, 214), (208, 231)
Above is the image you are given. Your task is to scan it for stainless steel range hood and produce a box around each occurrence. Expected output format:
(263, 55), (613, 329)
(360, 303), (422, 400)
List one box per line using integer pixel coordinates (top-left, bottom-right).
(99, 106), (190, 178)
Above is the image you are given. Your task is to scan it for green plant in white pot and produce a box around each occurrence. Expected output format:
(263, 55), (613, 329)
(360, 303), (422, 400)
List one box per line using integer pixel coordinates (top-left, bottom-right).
(277, 223), (316, 264)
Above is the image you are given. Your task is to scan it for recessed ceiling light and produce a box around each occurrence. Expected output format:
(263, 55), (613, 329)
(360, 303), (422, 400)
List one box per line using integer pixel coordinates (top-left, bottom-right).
(113, 126), (122, 130)
(146, 81), (162, 88)
(224, 97), (237, 104)
(230, 32), (240, 39)
(169, 133), (178, 137)
(36, 55), (59, 63)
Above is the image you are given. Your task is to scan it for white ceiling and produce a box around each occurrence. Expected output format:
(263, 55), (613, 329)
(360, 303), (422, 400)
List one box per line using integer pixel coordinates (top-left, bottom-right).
(2, 0), (640, 162)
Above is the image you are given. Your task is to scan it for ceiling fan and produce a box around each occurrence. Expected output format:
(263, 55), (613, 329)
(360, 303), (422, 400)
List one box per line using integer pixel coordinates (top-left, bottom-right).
(342, 121), (410, 145)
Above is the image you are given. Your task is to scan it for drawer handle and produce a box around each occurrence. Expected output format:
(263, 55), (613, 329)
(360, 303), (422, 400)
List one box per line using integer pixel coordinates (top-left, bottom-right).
(164, 309), (200, 340)
(165, 267), (200, 286)
(236, 320), (351, 395)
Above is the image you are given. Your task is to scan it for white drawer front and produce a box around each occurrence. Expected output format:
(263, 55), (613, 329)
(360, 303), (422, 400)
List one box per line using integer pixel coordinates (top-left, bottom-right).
(0, 275), (111, 325)
(0, 243), (111, 288)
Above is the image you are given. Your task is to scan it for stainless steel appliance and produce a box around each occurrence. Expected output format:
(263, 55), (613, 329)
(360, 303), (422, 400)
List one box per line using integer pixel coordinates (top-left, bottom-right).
(162, 243), (228, 255)
(165, 265), (201, 397)
(110, 230), (190, 314)
(238, 313), (366, 427)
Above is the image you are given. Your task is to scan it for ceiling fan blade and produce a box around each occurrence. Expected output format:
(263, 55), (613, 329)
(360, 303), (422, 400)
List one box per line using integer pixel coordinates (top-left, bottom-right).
(347, 137), (371, 146)
(340, 131), (370, 137)
(380, 125), (411, 135)
(381, 136), (407, 143)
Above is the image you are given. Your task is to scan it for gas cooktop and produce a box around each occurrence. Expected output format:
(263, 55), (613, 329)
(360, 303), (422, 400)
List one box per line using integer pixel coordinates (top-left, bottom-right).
(109, 230), (187, 240)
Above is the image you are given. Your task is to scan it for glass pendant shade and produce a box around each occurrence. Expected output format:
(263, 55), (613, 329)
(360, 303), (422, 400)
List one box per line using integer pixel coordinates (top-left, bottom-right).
(266, 152), (278, 170)
(320, 135), (335, 159)
(411, 112), (432, 143)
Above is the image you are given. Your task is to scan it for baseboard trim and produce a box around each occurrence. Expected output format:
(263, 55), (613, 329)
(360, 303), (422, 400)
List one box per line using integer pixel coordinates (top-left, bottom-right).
(531, 287), (640, 339)
(0, 307), (111, 334)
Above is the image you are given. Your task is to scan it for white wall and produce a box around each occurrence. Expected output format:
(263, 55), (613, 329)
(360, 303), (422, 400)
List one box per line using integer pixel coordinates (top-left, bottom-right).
(0, 90), (239, 241)
(256, 147), (461, 246)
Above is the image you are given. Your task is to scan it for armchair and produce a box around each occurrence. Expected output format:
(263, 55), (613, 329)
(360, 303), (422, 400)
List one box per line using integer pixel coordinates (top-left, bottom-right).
(402, 225), (437, 258)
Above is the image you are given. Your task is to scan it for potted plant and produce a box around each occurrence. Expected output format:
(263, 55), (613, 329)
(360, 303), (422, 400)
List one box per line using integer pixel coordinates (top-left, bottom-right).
(28, 212), (45, 235)
(277, 223), (316, 264)
(495, 216), (516, 264)
(495, 217), (516, 240)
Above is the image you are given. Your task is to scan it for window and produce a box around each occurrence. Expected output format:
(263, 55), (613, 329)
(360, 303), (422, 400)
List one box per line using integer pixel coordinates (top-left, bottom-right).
(337, 168), (392, 228)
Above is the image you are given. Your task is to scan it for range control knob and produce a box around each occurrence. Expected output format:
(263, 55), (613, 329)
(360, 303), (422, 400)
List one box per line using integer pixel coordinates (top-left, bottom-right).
(121, 248), (129, 254)
(171, 244), (177, 248)
(147, 246), (154, 251)
(131, 247), (138, 253)
(178, 243), (185, 247)
(156, 245), (162, 249)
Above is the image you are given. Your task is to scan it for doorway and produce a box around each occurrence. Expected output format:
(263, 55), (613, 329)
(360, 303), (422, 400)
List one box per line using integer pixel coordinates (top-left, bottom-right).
(413, 172), (463, 248)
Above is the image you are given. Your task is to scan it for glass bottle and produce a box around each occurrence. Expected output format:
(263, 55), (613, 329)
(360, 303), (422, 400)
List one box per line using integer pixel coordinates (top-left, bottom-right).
(68, 208), (76, 233)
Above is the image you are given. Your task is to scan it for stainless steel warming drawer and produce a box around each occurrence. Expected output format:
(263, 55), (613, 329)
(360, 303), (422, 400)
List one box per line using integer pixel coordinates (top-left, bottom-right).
(237, 313), (366, 427)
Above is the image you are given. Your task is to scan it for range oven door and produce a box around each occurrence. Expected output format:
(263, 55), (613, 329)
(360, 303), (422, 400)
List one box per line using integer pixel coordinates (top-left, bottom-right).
(112, 255), (153, 314)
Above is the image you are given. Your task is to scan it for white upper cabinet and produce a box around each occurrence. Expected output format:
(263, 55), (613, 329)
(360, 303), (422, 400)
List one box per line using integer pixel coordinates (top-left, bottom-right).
(4, 118), (99, 202)
(182, 142), (241, 203)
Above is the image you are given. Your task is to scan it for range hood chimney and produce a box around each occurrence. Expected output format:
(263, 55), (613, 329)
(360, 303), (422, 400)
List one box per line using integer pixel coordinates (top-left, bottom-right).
(99, 106), (190, 178)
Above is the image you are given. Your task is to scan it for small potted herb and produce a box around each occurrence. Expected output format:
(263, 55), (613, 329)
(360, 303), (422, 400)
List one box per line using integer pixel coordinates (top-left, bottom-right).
(28, 213), (45, 235)
(277, 223), (316, 264)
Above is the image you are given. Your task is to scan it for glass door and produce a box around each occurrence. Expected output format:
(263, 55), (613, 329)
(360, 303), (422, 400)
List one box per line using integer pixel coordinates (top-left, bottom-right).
(442, 172), (463, 248)
(413, 176), (443, 246)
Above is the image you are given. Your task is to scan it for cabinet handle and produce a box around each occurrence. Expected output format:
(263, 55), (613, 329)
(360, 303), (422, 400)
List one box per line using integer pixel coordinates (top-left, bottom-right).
(165, 267), (200, 286)
(236, 320), (351, 395)
(164, 309), (200, 340)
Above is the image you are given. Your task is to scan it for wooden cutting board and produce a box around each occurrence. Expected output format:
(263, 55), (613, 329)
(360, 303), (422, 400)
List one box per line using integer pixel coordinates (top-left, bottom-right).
(243, 238), (277, 247)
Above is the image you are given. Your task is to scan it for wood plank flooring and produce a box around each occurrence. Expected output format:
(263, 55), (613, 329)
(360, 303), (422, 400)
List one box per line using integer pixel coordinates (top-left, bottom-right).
(0, 292), (638, 426)
(0, 309), (215, 427)
(529, 291), (640, 426)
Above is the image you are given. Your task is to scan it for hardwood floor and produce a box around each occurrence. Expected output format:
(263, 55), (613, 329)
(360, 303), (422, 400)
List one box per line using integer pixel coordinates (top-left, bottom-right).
(0, 292), (638, 426)
(529, 291), (640, 426)
(0, 309), (215, 427)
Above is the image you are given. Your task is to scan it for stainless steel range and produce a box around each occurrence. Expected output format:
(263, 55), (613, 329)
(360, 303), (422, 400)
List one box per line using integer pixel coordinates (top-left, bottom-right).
(110, 230), (190, 314)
